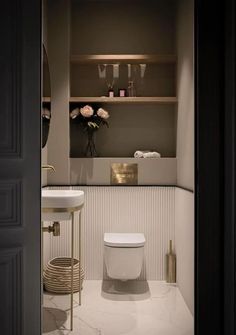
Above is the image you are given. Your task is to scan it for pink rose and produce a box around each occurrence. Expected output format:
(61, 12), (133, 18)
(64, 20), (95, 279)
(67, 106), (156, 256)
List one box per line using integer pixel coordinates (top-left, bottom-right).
(97, 108), (109, 119)
(80, 105), (94, 117)
(70, 107), (80, 119)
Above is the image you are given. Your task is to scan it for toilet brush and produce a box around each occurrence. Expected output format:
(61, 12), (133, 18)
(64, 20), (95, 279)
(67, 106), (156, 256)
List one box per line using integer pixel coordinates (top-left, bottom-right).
(166, 240), (176, 283)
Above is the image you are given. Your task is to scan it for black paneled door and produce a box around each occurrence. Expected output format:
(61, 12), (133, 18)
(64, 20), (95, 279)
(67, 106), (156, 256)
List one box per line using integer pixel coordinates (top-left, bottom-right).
(0, 1), (41, 335)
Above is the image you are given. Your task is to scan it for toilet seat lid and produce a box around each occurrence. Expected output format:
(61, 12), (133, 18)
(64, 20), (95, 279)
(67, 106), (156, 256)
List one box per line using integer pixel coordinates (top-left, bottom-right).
(104, 233), (145, 247)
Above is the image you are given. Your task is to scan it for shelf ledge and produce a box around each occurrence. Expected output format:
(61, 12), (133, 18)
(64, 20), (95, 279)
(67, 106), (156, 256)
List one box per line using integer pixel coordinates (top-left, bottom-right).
(71, 54), (176, 64)
(70, 97), (177, 104)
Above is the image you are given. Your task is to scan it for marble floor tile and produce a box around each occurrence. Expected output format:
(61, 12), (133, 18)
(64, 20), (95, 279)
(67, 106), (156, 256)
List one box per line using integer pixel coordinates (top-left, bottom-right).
(43, 280), (194, 335)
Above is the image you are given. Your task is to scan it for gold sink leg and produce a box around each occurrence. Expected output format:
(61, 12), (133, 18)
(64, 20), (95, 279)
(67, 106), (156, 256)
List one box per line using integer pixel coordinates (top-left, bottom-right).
(70, 212), (74, 331)
(70, 208), (82, 331)
(79, 210), (82, 306)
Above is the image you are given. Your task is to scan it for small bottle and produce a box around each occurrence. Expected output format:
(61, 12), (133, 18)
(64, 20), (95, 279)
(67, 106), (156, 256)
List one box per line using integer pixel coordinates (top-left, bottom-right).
(127, 81), (136, 97)
(118, 88), (126, 97)
(108, 89), (114, 98)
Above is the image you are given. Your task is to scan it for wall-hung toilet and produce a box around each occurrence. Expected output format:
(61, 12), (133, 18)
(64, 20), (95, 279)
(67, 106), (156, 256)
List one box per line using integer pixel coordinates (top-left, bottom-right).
(104, 233), (146, 280)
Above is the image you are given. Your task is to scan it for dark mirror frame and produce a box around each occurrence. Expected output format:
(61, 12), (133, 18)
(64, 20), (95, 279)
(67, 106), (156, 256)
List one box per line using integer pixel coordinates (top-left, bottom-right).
(42, 44), (51, 148)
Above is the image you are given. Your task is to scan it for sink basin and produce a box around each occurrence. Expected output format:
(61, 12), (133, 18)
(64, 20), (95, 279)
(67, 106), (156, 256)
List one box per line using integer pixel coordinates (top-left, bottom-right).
(42, 189), (84, 221)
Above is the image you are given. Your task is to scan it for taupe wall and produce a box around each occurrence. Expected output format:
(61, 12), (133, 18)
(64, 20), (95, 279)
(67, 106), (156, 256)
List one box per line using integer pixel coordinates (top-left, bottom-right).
(70, 158), (177, 185)
(176, 0), (194, 190)
(175, 188), (194, 315)
(71, 64), (176, 98)
(42, 0), (48, 50)
(70, 0), (177, 158)
(42, 147), (48, 186)
(43, 0), (178, 181)
(43, 0), (195, 181)
(47, 0), (71, 185)
(71, 104), (176, 157)
(175, 0), (194, 315)
(71, 0), (176, 55)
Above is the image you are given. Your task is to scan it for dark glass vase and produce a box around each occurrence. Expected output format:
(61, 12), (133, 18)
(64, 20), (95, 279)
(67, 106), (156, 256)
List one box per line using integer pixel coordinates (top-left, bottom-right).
(85, 129), (98, 157)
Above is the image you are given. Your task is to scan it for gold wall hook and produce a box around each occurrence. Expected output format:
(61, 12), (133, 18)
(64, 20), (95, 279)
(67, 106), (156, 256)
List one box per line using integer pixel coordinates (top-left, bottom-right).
(41, 164), (55, 172)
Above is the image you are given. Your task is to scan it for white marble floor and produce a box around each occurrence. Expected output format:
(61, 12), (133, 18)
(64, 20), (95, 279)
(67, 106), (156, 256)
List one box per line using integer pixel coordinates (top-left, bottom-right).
(43, 280), (194, 335)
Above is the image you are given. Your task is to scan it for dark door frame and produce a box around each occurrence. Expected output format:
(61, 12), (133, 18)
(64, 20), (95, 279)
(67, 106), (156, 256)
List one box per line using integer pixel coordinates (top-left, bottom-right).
(195, 0), (235, 334)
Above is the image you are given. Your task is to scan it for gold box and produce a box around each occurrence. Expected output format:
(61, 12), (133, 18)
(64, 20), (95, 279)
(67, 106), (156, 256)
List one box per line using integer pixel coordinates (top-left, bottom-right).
(110, 163), (138, 185)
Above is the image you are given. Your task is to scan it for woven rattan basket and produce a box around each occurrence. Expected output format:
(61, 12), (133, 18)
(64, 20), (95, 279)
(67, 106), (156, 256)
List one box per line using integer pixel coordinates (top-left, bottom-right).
(43, 257), (85, 294)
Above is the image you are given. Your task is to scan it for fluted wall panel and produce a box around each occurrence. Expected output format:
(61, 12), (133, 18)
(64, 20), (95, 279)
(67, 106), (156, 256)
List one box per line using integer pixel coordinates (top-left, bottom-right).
(43, 186), (175, 280)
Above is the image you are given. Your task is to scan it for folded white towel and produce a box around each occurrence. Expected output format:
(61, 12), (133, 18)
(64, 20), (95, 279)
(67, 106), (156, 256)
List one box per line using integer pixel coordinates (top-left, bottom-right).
(134, 150), (161, 158)
(143, 152), (161, 158)
(134, 150), (145, 158)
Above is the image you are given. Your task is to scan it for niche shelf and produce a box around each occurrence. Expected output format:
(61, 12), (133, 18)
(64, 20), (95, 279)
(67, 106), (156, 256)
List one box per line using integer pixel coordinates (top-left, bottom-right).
(70, 52), (177, 162)
(70, 97), (177, 104)
(70, 54), (176, 64)
(70, 53), (177, 103)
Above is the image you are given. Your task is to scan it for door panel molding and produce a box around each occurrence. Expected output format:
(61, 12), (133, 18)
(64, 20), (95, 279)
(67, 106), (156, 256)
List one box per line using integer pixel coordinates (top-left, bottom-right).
(0, 248), (23, 334)
(0, 180), (22, 228)
(0, 1), (22, 158)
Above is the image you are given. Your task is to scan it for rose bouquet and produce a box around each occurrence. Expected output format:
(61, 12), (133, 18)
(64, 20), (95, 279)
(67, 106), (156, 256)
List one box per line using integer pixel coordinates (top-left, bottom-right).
(71, 105), (109, 157)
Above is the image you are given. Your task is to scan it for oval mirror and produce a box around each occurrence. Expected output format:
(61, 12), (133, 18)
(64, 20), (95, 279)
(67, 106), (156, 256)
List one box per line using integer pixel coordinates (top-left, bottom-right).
(42, 45), (51, 148)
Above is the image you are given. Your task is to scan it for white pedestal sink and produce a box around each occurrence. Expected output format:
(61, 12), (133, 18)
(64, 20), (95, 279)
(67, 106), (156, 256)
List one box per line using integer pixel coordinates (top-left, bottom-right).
(41, 188), (84, 331)
(42, 189), (84, 221)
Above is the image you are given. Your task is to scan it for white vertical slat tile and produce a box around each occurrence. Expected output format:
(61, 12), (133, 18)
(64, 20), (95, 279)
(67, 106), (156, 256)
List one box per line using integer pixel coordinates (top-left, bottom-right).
(43, 186), (175, 280)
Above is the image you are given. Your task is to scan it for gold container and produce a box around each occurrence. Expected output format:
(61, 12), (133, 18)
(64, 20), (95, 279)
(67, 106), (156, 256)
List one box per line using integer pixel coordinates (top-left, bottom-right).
(166, 240), (176, 283)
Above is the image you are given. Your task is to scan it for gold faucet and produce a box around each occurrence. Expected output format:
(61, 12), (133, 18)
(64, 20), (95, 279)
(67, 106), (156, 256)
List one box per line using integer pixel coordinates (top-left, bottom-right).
(42, 222), (60, 236)
(41, 164), (55, 172)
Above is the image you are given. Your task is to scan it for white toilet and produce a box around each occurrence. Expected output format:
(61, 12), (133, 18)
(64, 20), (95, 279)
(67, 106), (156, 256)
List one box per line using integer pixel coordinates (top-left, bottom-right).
(104, 233), (146, 280)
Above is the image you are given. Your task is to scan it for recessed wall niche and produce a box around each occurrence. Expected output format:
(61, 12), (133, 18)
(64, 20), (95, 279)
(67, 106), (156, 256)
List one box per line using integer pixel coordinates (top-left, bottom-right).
(70, 0), (177, 159)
